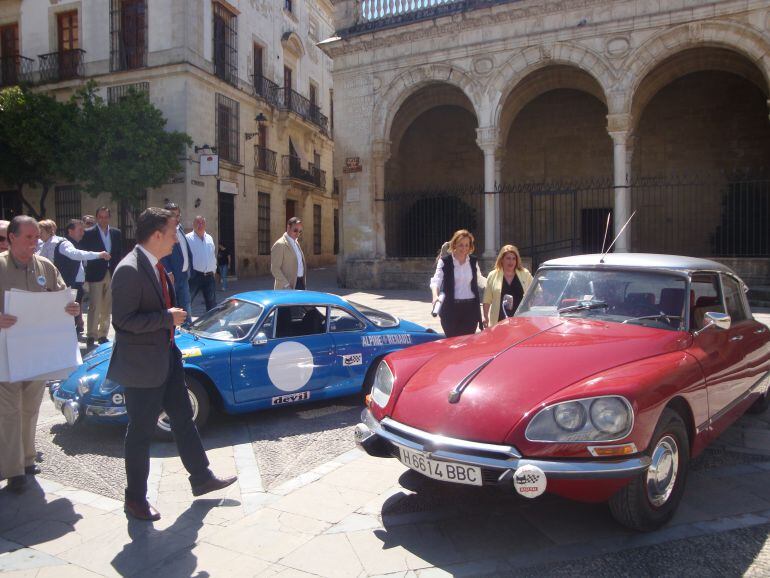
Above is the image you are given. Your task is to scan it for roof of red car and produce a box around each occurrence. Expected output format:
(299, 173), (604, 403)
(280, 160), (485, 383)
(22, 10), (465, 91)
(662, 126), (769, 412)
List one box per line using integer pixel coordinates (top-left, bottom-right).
(542, 253), (736, 275)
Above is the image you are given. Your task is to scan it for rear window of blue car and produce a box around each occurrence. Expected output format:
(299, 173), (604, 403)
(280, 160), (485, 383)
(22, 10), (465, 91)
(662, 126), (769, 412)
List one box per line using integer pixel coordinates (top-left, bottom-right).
(190, 299), (264, 341)
(347, 300), (399, 328)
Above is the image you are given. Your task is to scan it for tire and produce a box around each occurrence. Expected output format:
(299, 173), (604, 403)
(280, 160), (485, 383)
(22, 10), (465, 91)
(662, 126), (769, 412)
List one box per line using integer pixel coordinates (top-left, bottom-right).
(747, 387), (770, 415)
(609, 408), (689, 532)
(154, 374), (211, 441)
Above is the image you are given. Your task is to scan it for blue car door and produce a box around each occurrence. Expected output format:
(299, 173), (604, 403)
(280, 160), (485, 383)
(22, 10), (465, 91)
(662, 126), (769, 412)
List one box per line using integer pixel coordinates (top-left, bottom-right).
(230, 305), (335, 405)
(328, 305), (370, 392)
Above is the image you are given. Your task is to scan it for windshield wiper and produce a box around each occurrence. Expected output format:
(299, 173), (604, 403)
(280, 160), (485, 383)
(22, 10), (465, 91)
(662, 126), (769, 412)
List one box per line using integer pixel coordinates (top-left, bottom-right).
(557, 300), (609, 315)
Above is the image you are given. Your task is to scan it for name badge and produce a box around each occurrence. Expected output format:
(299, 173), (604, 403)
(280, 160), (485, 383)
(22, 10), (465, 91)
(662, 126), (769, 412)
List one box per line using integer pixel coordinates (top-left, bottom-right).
(37, 275), (47, 287)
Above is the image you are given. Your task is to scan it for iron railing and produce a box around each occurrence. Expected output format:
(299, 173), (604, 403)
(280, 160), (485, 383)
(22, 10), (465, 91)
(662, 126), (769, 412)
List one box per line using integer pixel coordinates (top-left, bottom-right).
(252, 74), (281, 107)
(0, 55), (34, 87)
(282, 155), (326, 189)
(277, 87), (329, 133)
(38, 49), (85, 83)
(254, 145), (277, 176)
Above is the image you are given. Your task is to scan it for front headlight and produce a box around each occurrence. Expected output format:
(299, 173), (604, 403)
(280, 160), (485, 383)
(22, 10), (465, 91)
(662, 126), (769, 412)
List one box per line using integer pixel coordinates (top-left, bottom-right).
(77, 375), (97, 396)
(370, 361), (394, 408)
(525, 395), (633, 442)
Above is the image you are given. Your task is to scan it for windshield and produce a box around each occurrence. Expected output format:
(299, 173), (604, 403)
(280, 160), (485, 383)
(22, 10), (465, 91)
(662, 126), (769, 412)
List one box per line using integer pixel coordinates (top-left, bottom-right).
(189, 299), (264, 341)
(347, 300), (399, 328)
(517, 269), (687, 331)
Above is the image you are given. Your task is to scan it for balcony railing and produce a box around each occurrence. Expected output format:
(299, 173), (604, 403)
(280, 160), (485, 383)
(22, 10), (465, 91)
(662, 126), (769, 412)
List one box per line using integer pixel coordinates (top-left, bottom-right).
(0, 55), (34, 87)
(38, 49), (85, 83)
(252, 74), (281, 108)
(254, 145), (277, 176)
(277, 87), (329, 133)
(282, 155), (326, 189)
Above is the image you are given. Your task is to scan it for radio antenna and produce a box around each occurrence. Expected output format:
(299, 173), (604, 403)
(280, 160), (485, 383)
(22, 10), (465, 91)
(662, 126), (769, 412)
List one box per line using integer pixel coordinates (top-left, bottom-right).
(599, 211), (611, 256)
(600, 210), (636, 263)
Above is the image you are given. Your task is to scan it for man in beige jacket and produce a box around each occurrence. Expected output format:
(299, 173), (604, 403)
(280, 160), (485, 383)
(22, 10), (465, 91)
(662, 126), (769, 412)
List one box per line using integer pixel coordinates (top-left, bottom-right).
(270, 217), (306, 290)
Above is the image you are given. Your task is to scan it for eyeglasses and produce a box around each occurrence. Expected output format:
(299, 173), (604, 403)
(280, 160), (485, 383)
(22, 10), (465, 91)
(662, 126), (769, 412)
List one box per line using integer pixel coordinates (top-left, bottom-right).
(292, 229), (303, 234)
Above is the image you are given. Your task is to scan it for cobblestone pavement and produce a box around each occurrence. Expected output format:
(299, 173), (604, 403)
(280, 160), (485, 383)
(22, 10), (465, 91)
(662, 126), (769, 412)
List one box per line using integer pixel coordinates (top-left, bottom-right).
(2, 268), (769, 576)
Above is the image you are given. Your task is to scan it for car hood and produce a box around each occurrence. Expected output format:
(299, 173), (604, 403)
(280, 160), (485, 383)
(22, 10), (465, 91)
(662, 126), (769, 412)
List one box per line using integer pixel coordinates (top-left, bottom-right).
(389, 316), (689, 443)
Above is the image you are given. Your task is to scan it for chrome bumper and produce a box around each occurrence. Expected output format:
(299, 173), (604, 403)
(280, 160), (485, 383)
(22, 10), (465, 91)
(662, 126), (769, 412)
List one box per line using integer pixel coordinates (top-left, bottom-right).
(355, 408), (650, 480)
(51, 389), (127, 424)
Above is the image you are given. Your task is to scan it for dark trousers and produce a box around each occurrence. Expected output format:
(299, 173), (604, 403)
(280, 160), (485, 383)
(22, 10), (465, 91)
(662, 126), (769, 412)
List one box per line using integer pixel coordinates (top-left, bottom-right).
(189, 270), (216, 312)
(123, 348), (211, 502)
(72, 282), (84, 332)
(440, 300), (481, 338)
(295, 276), (306, 290)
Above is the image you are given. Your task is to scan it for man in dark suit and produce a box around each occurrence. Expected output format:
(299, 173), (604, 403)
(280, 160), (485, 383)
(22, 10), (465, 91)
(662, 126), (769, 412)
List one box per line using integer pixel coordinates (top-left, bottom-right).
(108, 207), (236, 521)
(82, 206), (123, 348)
(160, 203), (193, 325)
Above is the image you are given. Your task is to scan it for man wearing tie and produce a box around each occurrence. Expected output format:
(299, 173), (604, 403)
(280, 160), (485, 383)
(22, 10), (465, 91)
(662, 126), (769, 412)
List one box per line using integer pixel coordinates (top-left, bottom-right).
(108, 208), (236, 521)
(160, 203), (193, 324)
(82, 206), (123, 348)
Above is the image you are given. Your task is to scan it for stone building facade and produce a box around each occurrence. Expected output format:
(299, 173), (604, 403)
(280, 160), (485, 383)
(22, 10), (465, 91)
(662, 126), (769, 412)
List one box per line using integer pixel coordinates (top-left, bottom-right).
(0, 0), (338, 276)
(322, 0), (770, 288)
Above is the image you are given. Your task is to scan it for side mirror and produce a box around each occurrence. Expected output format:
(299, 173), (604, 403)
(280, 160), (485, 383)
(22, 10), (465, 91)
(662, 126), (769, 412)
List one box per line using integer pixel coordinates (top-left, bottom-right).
(696, 311), (731, 335)
(252, 332), (268, 346)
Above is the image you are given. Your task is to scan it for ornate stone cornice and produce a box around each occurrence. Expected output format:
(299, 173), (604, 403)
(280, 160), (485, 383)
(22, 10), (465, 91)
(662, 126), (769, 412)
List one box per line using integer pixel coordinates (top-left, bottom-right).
(476, 126), (499, 151)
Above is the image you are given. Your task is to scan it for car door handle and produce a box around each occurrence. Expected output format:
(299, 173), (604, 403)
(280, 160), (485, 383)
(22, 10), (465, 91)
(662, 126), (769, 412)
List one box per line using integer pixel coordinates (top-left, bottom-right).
(729, 335), (743, 342)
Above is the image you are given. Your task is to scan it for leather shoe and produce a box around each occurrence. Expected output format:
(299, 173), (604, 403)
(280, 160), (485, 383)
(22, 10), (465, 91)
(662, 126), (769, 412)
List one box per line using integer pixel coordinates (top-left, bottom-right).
(86, 338), (95, 349)
(191, 475), (237, 497)
(124, 499), (161, 521)
(24, 465), (41, 476)
(98, 337), (110, 345)
(5, 476), (27, 494)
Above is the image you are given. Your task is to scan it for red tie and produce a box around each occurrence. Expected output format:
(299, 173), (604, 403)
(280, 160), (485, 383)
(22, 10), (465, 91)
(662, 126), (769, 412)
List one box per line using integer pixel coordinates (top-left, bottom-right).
(156, 262), (174, 343)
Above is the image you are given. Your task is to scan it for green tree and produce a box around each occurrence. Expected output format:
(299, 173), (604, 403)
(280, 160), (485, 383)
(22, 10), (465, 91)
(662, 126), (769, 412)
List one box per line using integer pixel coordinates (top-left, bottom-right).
(70, 82), (192, 208)
(0, 86), (77, 218)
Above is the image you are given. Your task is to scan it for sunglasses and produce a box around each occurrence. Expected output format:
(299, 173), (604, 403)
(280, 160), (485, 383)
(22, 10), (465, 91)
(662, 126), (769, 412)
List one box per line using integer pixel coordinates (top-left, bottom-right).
(292, 229), (303, 234)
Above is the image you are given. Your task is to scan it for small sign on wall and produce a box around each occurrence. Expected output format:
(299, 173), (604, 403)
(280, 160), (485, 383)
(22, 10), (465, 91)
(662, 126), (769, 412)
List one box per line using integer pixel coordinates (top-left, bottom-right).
(200, 154), (219, 176)
(343, 157), (362, 173)
(218, 179), (238, 195)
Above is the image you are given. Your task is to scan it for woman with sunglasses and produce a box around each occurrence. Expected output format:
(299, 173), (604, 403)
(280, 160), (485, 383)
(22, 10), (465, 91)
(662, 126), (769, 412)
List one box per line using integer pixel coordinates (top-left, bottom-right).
(482, 244), (532, 328)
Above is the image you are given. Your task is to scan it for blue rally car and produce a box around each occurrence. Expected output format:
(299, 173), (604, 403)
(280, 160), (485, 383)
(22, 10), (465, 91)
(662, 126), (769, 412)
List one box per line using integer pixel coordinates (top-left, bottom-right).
(50, 291), (440, 437)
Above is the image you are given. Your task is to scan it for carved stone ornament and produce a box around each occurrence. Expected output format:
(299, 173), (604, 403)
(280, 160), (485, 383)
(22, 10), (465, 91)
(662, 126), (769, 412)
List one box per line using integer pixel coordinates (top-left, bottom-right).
(473, 57), (494, 75)
(476, 127), (499, 150)
(605, 36), (630, 58)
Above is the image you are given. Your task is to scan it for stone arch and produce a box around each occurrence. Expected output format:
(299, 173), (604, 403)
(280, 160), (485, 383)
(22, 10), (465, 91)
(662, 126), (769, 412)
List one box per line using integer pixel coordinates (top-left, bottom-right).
(487, 43), (615, 132)
(281, 31), (305, 58)
(373, 63), (484, 144)
(621, 20), (770, 119)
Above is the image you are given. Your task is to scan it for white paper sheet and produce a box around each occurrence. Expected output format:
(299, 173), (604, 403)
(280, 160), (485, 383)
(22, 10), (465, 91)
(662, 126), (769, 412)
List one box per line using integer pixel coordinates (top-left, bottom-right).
(3, 289), (82, 382)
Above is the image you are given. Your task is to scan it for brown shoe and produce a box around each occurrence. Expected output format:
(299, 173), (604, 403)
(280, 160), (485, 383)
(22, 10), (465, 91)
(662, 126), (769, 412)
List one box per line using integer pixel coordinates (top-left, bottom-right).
(191, 475), (237, 497)
(124, 499), (161, 521)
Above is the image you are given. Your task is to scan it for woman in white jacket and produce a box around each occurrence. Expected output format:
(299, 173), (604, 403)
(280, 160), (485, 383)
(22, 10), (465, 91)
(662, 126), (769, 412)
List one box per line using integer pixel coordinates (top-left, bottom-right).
(483, 244), (533, 328)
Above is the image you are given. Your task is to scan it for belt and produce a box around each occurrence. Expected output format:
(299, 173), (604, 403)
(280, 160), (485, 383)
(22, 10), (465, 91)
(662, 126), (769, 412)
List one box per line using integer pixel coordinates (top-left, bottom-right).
(194, 270), (215, 276)
(454, 298), (477, 303)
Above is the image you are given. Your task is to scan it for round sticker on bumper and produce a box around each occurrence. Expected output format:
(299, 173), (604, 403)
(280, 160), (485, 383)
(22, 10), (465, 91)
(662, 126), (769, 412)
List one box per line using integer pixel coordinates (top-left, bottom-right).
(513, 465), (546, 498)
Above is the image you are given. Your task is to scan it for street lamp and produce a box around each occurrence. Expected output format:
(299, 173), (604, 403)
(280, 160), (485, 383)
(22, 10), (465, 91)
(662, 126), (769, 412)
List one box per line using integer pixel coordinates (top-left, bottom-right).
(194, 144), (217, 153)
(245, 113), (267, 141)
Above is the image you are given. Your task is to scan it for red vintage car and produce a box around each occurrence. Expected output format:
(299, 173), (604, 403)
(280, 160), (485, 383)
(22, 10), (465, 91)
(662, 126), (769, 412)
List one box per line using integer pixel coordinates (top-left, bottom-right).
(355, 254), (770, 531)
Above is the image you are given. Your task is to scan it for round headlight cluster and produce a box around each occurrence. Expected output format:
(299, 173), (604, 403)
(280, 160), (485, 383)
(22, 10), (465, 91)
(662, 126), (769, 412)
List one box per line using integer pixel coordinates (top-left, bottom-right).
(526, 395), (633, 442)
(370, 361), (395, 408)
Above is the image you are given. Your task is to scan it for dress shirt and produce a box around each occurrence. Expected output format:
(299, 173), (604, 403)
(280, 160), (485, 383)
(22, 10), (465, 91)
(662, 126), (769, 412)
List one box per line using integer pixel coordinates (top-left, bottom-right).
(185, 231), (217, 273)
(177, 226), (190, 273)
(430, 255), (484, 300)
(98, 226), (112, 254)
(58, 238), (103, 283)
(38, 235), (62, 262)
(287, 235), (304, 277)
(136, 244), (160, 284)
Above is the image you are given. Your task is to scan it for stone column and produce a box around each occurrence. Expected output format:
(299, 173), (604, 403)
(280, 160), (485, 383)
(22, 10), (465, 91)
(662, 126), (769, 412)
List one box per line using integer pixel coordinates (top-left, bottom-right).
(607, 114), (632, 253)
(494, 153), (503, 249)
(371, 139), (391, 258)
(476, 127), (500, 259)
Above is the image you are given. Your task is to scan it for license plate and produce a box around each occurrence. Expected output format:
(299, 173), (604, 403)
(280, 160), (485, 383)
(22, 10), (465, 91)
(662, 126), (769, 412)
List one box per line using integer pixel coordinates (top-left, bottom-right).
(398, 446), (482, 486)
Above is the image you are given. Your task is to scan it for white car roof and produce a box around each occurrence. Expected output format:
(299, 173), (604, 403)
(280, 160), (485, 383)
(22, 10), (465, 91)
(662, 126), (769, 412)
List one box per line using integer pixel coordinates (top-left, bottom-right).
(541, 253), (737, 275)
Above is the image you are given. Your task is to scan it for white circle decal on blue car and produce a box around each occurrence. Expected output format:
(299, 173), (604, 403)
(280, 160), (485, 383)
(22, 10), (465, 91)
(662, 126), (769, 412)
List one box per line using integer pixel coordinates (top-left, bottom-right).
(268, 341), (315, 392)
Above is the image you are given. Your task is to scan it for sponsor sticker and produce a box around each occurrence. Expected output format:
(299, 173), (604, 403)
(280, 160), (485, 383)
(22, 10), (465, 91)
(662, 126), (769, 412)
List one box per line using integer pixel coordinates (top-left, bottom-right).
(271, 391), (310, 405)
(513, 464), (547, 498)
(361, 334), (412, 347)
(341, 353), (363, 366)
(181, 347), (202, 358)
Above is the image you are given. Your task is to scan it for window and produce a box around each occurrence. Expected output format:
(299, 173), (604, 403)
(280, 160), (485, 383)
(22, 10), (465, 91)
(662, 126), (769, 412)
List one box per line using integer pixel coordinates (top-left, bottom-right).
(108, 81), (149, 104)
(252, 43), (263, 80)
(690, 274), (725, 331)
(258, 192), (271, 255)
(275, 306), (327, 339)
(213, 2), (238, 86)
(283, 66), (292, 92)
(110, 0), (147, 71)
(0, 23), (20, 87)
(722, 275), (749, 323)
(329, 307), (365, 332)
(216, 93), (240, 163)
(284, 0), (293, 14)
(54, 186), (81, 236)
(57, 10), (80, 80)
(313, 204), (321, 255)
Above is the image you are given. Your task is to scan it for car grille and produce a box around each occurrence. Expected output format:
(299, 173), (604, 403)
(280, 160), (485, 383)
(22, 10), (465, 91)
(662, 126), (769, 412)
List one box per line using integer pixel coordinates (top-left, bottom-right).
(87, 398), (112, 407)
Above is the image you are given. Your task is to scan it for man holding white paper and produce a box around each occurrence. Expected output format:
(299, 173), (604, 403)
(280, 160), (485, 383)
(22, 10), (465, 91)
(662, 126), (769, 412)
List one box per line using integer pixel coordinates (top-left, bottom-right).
(0, 216), (80, 494)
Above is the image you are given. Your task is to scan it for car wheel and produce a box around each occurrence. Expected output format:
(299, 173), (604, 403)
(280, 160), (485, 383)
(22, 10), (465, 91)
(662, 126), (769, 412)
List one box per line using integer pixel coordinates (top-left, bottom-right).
(609, 408), (689, 532)
(155, 375), (211, 441)
(747, 387), (770, 415)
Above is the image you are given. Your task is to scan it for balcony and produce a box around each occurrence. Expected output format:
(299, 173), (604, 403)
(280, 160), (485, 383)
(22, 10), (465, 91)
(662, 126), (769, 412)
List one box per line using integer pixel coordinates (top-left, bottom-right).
(0, 55), (34, 87)
(38, 49), (85, 83)
(254, 145), (277, 176)
(277, 87), (329, 134)
(282, 155), (326, 190)
(252, 74), (281, 108)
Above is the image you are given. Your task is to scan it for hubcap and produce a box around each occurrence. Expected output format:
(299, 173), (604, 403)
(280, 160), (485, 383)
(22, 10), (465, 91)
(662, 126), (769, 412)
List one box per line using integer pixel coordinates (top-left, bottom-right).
(157, 389), (199, 433)
(645, 435), (679, 507)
